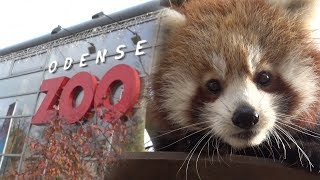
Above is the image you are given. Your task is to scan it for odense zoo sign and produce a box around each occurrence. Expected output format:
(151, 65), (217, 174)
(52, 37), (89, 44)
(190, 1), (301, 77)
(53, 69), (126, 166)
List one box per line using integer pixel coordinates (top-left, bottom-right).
(32, 64), (140, 125)
(31, 40), (148, 125)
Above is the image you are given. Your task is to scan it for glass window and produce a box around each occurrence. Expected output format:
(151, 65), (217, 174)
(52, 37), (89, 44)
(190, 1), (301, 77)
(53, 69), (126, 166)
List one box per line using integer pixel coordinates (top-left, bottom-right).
(91, 21), (156, 55)
(89, 30), (136, 55)
(0, 94), (38, 117)
(0, 103), (16, 155)
(0, 117), (30, 155)
(28, 125), (45, 140)
(47, 47), (67, 65)
(57, 41), (96, 63)
(46, 44), (96, 67)
(22, 125), (45, 159)
(5, 117), (31, 154)
(88, 50), (152, 78)
(34, 93), (45, 116)
(130, 48), (153, 76)
(132, 20), (157, 45)
(0, 61), (12, 79)
(0, 71), (43, 98)
(0, 119), (11, 155)
(0, 156), (20, 176)
(11, 53), (47, 75)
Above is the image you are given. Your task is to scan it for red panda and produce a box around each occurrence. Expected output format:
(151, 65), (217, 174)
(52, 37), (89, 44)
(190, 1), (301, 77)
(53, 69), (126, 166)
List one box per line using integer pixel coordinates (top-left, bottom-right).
(148, 0), (320, 172)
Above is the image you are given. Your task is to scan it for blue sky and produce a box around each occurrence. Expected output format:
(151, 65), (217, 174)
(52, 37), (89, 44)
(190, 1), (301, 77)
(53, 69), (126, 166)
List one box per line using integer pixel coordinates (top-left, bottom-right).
(0, 0), (152, 49)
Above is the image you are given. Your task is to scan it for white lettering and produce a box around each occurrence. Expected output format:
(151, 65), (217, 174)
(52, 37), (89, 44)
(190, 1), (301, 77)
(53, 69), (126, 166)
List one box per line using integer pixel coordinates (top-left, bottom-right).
(96, 49), (108, 64)
(115, 45), (126, 60)
(47, 40), (149, 72)
(80, 53), (90, 67)
(63, 57), (73, 70)
(48, 61), (58, 73)
(135, 40), (147, 56)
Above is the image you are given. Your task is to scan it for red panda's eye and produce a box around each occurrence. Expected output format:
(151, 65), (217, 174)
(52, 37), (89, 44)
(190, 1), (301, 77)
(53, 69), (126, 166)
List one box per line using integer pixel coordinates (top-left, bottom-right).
(206, 79), (221, 94)
(256, 71), (272, 86)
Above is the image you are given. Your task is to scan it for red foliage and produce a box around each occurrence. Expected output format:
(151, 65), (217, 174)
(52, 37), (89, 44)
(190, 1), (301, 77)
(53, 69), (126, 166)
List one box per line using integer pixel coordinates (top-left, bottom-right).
(15, 115), (129, 179)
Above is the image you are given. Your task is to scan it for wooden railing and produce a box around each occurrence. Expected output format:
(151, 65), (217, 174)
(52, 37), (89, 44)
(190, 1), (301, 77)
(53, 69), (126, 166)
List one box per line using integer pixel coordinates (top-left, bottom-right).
(109, 152), (319, 180)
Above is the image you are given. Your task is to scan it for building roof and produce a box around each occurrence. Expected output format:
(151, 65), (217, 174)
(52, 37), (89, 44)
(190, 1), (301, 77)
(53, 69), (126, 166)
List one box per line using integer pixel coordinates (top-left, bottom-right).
(0, 0), (170, 56)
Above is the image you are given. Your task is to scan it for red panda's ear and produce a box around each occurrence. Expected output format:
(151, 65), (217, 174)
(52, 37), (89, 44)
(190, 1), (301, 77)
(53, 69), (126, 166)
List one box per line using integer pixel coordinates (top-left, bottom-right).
(266, 0), (320, 26)
(158, 8), (186, 42)
(266, 0), (318, 19)
(267, 0), (310, 12)
(268, 0), (320, 47)
(160, 9), (186, 29)
(164, 0), (189, 7)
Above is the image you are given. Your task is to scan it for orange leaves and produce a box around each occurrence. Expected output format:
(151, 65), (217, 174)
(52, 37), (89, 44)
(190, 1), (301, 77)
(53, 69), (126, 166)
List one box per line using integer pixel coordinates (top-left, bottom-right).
(19, 117), (129, 179)
(30, 142), (37, 149)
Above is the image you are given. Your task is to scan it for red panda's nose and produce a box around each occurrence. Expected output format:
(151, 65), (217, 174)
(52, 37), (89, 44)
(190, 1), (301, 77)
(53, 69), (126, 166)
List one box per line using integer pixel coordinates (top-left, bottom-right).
(232, 105), (259, 129)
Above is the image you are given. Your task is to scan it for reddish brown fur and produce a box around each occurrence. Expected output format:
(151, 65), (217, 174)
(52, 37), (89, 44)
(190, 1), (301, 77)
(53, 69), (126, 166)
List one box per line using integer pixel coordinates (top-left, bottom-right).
(149, 0), (320, 151)
(294, 49), (320, 128)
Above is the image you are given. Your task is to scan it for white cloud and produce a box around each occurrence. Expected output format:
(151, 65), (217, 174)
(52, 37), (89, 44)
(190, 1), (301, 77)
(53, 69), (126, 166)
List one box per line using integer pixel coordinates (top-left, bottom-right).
(0, 0), (152, 49)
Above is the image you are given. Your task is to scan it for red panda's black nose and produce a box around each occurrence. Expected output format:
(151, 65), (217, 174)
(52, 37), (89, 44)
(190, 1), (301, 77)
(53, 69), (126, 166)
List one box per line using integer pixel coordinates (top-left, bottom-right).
(232, 105), (259, 130)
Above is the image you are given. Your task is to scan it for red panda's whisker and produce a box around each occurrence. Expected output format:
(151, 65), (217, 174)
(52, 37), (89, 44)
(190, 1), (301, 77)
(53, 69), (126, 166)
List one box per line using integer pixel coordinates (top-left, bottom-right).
(214, 137), (230, 166)
(270, 129), (288, 159)
(289, 118), (320, 126)
(177, 130), (212, 179)
(277, 121), (320, 140)
(284, 121), (320, 136)
(274, 124), (314, 170)
(267, 129), (286, 159)
(156, 126), (212, 151)
(269, 130), (281, 148)
(264, 134), (280, 161)
(273, 127), (292, 150)
(196, 136), (212, 180)
(147, 120), (212, 143)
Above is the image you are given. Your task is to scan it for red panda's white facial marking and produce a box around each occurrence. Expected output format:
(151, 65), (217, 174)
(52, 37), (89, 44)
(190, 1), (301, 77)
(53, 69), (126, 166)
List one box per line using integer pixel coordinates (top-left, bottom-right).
(202, 75), (277, 148)
(160, 70), (198, 127)
(277, 50), (318, 117)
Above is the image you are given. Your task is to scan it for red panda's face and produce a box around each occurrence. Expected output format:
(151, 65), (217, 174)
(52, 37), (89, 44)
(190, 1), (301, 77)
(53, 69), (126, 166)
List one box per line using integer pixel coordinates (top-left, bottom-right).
(154, 0), (320, 149)
(195, 57), (314, 148)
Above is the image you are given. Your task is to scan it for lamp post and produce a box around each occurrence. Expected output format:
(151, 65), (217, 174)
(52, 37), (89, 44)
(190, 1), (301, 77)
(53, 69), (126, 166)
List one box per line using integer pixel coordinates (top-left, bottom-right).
(92, 11), (142, 45)
(51, 25), (96, 54)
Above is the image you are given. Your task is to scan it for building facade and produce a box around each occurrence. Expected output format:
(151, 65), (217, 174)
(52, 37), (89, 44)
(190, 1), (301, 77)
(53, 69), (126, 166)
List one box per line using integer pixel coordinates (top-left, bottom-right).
(0, 1), (166, 175)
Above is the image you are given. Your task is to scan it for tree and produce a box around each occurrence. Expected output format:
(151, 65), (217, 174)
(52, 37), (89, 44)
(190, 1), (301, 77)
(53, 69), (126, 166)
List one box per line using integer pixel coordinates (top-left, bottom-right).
(12, 109), (130, 179)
